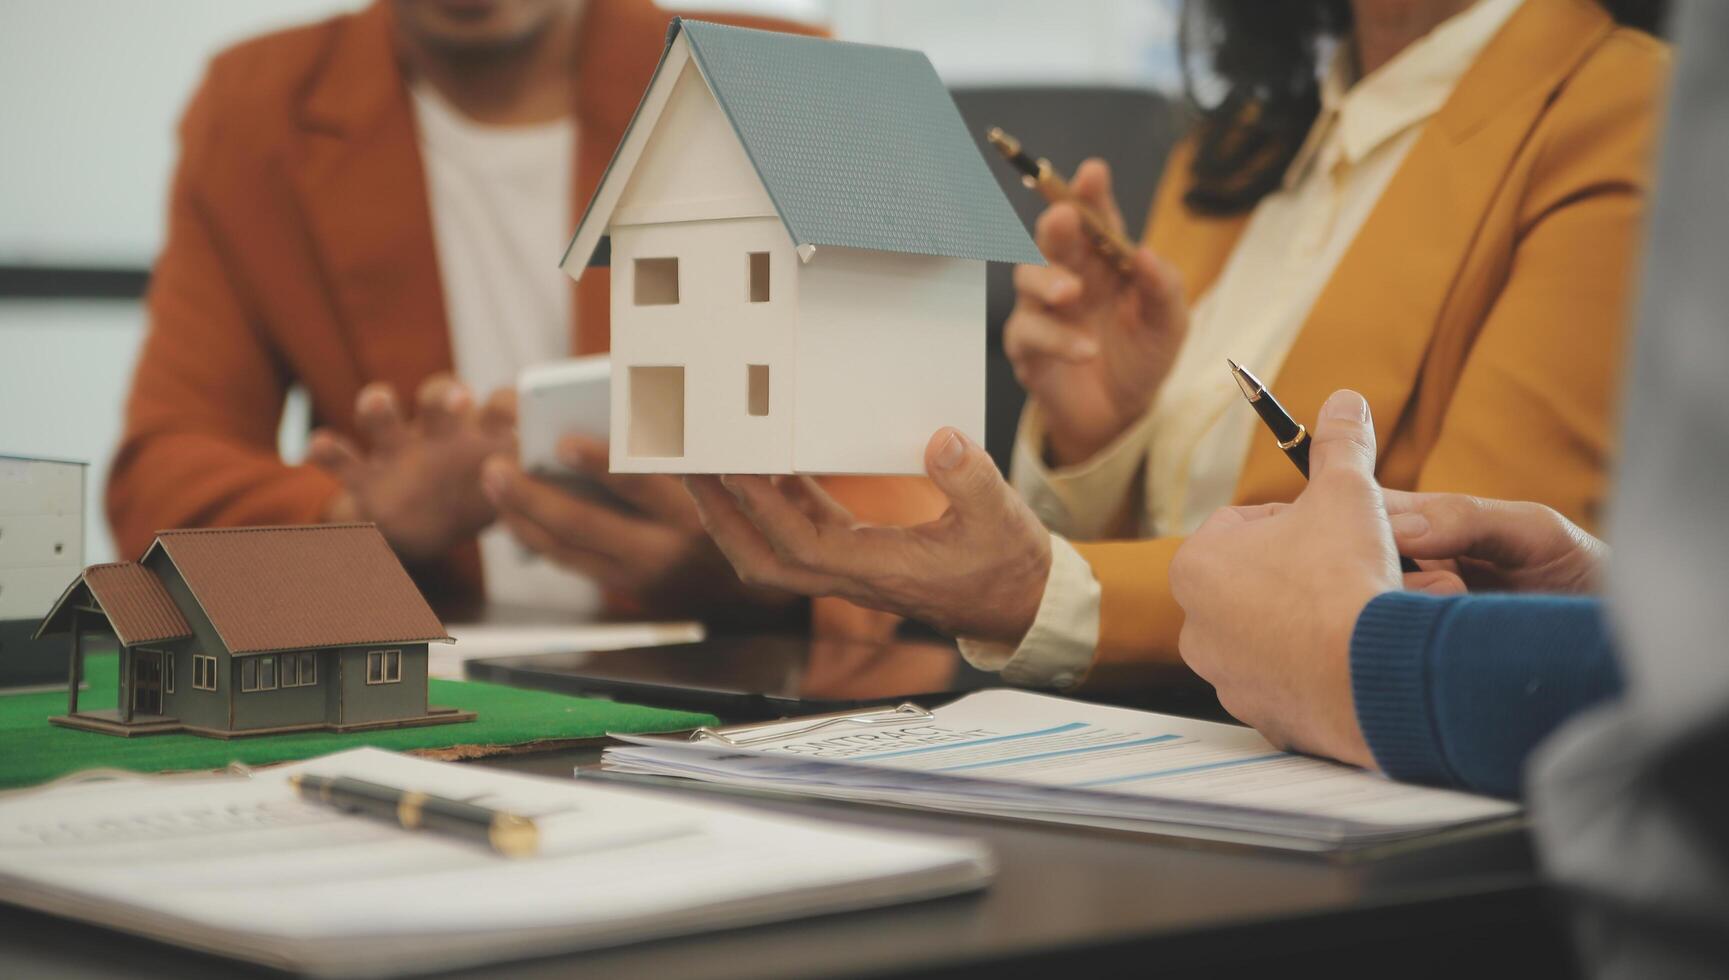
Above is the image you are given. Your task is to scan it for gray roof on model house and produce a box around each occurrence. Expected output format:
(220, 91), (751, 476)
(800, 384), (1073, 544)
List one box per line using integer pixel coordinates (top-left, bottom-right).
(564, 18), (1043, 269)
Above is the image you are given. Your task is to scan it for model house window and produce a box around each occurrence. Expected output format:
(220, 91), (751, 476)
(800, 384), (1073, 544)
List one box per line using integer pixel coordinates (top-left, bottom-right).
(367, 649), (402, 685)
(627, 366), (686, 457)
(241, 656), (277, 693)
(748, 252), (770, 302)
(748, 364), (770, 416)
(193, 654), (217, 691)
(634, 257), (680, 305)
(281, 651), (316, 688)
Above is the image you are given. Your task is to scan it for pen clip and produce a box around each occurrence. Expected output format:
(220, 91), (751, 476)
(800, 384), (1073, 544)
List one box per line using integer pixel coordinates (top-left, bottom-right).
(689, 703), (933, 747)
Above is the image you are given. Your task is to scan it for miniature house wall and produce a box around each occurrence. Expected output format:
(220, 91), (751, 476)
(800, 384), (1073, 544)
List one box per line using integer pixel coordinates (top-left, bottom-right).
(35, 525), (468, 739)
(562, 20), (1039, 475)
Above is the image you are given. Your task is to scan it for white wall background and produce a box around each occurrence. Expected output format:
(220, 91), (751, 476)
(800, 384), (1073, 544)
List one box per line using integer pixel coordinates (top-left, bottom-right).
(0, 0), (1181, 562)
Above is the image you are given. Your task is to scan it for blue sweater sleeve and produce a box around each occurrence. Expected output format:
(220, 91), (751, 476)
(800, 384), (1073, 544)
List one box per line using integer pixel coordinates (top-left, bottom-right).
(1350, 592), (1623, 799)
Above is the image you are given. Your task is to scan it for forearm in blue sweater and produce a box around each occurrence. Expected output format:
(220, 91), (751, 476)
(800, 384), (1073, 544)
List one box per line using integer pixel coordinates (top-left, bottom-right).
(1349, 592), (1623, 799)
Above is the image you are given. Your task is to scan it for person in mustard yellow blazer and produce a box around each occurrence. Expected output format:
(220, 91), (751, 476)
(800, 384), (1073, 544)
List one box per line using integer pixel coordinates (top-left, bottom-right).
(683, 0), (1670, 691)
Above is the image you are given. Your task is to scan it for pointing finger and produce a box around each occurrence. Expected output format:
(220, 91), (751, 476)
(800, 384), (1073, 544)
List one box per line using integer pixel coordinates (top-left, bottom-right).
(1070, 158), (1126, 236)
(1035, 202), (1111, 283)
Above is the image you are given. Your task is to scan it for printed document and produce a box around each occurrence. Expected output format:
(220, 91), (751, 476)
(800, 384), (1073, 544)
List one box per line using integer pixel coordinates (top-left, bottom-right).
(0, 748), (990, 977)
(604, 690), (1519, 851)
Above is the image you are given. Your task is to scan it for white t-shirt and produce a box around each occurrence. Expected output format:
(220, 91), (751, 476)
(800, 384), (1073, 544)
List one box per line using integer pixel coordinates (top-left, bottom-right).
(411, 84), (601, 613)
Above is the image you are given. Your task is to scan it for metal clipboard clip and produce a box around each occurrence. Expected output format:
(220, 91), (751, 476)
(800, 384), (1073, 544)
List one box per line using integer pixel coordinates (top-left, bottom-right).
(688, 703), (933, 748)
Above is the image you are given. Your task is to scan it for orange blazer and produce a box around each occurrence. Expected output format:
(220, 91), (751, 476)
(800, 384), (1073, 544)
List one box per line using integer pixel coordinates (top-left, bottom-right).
(1077, 0), (1668, 688)
(109, 0), (943, 617)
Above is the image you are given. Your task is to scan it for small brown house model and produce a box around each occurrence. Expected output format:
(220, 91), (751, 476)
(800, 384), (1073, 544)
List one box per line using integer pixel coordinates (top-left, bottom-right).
(35, 524), (471, 738)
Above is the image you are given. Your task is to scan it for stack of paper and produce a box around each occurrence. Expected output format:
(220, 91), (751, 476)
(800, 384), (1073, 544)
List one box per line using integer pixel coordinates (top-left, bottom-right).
(602, 690), (1520, 852)
(0, 748), (990, 977)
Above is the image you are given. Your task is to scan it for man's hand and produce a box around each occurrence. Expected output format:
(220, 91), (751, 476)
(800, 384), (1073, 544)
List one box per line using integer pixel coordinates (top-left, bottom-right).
(310, 376), (514, 563)
(482, 435), (792, 618)
(1170, 391), (1401, 769)
(1385, 491), (1607, 595)
(1004, 159), (1188, 467)
(686, 429), (1052, 644)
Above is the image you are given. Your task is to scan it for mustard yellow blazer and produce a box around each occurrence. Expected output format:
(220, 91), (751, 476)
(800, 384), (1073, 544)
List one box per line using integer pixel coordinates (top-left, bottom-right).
(1077, 0), (1668, 688)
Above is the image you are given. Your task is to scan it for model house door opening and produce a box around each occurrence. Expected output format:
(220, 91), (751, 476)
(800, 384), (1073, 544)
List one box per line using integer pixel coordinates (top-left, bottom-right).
(132, 649), (163, 716)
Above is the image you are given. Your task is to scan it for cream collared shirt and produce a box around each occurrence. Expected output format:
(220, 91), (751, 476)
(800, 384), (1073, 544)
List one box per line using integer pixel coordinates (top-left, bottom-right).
(963, 0), (1523, 687)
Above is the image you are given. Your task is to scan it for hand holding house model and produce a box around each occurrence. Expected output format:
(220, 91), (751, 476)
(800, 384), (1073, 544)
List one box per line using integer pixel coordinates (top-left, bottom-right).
(561, 20), (1042, 476)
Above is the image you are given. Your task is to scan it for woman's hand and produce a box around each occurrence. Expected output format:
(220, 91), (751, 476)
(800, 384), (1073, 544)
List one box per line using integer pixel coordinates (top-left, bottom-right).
(1385, 491), (1607, 595)
(1004, 159), (1188, 467)
(685, 429), (1052, 645)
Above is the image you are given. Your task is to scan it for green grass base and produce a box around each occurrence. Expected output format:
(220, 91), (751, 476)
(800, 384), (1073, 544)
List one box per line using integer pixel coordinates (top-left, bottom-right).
(0, 654), (715, 789)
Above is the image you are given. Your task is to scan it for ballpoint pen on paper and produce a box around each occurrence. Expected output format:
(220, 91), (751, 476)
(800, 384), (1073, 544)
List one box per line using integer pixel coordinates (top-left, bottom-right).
(985, 127), (1138, 274)
(290, 772), (540, 857)
(1227, 358), (1422, 574)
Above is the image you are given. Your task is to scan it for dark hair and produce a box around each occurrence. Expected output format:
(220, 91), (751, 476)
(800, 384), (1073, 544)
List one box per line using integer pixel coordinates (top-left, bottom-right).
(1178, 0), (1671, 217)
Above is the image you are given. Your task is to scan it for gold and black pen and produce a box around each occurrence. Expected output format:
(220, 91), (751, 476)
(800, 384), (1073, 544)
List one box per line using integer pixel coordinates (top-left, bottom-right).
(986, 127), (1138, 275)
(1227, 359), (1421, 574)
(289, 773), (540, 857)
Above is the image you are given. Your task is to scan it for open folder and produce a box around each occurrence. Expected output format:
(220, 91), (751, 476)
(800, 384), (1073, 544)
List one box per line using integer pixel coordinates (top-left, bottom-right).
(0, 748), (991, 978)
(601, 690), (1521, 853)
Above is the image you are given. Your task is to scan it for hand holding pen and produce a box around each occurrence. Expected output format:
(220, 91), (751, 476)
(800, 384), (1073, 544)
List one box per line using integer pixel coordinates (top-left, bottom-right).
(988, 130), (1189, 468)
(1228, 360), (1423, 576)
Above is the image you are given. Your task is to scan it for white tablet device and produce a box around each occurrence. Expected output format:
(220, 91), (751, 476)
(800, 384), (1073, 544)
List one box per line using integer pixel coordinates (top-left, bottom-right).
(517, 355), (611, 479)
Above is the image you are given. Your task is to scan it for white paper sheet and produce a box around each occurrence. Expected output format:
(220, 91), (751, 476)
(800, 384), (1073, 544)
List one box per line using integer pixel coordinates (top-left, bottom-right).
(604, 689), (1519, 848)
(0, 748), (990, 958)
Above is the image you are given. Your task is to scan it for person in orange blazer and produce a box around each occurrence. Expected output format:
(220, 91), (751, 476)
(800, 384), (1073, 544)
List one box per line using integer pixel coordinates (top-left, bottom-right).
(682, 0), (1669, 688)
(108, 0), (942, 632)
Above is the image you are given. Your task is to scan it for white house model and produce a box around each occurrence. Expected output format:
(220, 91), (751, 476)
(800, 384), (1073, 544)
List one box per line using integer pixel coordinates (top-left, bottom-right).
(560, 19), (1042, 475)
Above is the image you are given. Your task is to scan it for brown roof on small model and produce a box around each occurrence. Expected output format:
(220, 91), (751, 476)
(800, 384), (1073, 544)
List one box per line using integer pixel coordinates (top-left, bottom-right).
(146, 524), (453, 655)
(67, 562), (194, 646)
